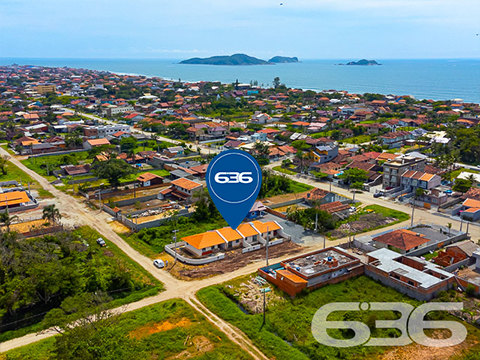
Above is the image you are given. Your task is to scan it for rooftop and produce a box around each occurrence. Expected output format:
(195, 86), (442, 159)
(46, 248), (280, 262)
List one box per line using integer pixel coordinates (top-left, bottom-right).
(284, 247), (358, 278)
(368, 248), (453, 290)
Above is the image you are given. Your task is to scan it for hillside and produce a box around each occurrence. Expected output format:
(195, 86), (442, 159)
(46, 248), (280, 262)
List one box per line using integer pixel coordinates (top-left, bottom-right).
(268, 56), (299, 63)
(345, 59), (381, 66)
(180, 53), (272, 66)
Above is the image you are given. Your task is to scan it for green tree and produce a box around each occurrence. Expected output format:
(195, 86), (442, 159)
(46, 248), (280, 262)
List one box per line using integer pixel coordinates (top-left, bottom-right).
(0, 210), (18, 233)
(43, 204), (62, 224)
(0, 155), (10, 175)
(273, 77), (281, 89)
(44, 293), (138, 360)
(453, 178), (472, 194)
(339, 168), (369, 185)
(92, 158), (135, 189)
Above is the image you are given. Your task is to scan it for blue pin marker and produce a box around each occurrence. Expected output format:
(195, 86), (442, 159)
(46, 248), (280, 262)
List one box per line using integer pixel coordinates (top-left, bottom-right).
(206, 150), (262, 230)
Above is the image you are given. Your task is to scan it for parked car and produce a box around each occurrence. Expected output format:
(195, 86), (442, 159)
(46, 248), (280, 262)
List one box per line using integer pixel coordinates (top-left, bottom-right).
(96, 238), (106, 247)
(153, 259), (165, 269)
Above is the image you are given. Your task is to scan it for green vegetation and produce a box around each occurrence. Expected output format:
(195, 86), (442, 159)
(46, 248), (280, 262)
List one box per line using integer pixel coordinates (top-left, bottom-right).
(342, 134), (371, 144)
(198, 275), (423, 360)
(453, 178), (473, 194)
(272, 165), (296, 175)
(259, 170), (313, 198)
(21, 152), (91, 181)
(286, 207), (336, 232)
(0, 161), (53, 198)
(363, 204), (410, 222)
(0, 226), (162, 343)
(92, 158), (136, 189)
(3, 299), (252, 360)
(123, 215), (228, 258)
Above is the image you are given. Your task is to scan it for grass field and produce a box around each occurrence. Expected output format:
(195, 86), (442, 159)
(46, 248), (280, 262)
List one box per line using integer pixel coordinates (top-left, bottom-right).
(364, 204), (410, 222)
(0, 226), (163, 343)
(21, 151), (91, 182)
(272, 165), (297, 175)
(121, 216), (228, 259)
(0, 161), (54, 199)
(197, 274), (480, 360)
(342, 134), (372, 144)
(2, 299), (253, 360)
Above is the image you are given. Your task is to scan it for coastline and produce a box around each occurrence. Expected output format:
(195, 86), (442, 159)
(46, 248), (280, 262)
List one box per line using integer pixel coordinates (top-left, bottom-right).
(1, 58), (479, 102)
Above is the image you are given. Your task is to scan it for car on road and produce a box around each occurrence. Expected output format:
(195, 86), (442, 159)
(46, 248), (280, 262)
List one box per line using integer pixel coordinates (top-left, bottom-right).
(96, 238), (106, 247)
(373, 192), (384, 198)
(153, 259), (165, 269)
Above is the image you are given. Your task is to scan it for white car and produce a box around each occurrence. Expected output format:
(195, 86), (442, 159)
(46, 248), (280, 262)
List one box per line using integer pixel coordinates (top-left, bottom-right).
(153, 259), (165, 269)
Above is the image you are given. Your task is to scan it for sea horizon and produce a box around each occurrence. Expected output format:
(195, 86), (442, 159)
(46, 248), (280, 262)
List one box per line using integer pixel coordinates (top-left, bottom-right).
(1, 57), (479, 103)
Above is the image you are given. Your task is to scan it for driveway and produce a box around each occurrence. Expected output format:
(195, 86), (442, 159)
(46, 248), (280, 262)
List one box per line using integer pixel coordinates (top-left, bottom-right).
(261, 213), (326, 247)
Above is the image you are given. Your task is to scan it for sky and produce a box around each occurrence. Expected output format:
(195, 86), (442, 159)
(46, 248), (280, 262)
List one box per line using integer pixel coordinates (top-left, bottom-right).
(0, 0), (479, 59)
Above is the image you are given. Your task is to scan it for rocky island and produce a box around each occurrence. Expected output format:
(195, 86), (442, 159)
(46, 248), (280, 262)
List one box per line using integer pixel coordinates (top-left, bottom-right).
(268, 56), (299, 63)
(342, 59), (381, 66)
(180, 54), (272, 66)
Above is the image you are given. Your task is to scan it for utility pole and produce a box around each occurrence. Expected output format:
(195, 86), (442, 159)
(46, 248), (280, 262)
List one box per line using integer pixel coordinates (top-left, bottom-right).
(263, 290), (266, 325)
(315, 213), (318, 232)
(265, 226), (269, 266)
(133, 181), (136, 198)
(466, 221), (470, 234)
(411, 201), (415, 228)
(172, 229), (179, 264)
(460, 219), (463, 232)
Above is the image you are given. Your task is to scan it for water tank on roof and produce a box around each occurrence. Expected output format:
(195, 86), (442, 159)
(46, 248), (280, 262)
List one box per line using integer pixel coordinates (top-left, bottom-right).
(327, 256), (333, 262)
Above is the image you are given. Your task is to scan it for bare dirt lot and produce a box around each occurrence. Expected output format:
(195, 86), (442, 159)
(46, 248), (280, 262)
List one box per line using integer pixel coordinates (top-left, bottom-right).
(330, 213), (396, 239)
(378, 329), (478, 360)
(262, 191), (309, 206)
(168, 241), (302, 281)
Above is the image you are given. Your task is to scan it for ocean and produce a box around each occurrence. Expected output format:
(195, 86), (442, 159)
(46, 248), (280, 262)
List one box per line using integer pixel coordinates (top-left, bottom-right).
(1, 58), (479, 103)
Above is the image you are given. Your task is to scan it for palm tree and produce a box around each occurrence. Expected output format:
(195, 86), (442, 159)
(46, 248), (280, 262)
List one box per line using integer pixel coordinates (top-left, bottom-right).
(0, 211), (18, 233)
(42, 204), (62, 224)
(467, 174), (477, 186)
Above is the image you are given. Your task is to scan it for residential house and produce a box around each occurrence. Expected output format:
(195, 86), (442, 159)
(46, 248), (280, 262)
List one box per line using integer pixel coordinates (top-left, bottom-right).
(371, 229), (431, 254)
(259, 247), (364, 297)
(433, 240), (479, 268)
(181, 220), (283, 258)
(251, 111), (272, 124)
(83, 138), (111, 150)
(163, 146), (184, 158)
(382, 156), (426, 189)
(379, 131), (414, 149)
(136, 172), (164, 187)
(365, 248), (454, 301)
(158, 177), (203, 203)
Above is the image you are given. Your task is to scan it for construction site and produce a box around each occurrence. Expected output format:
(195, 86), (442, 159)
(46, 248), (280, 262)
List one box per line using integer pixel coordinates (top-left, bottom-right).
(259, 246), (365, 297)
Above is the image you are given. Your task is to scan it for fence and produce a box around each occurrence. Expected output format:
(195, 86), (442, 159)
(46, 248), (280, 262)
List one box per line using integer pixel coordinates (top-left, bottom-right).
(269, 198), (304, 209)
(88, 183), (169, 200)
(68, 177), (99, 185)
(443, 258), (470, 273)
(28, 149), (86, 158)
(118, 209), (193, 231)
(22, 225), (64, 238)
(242, 244), (262, 253)
(164, 242), (225, 265)
(265, 208), (287, 219)
(269, 239), (284, 246)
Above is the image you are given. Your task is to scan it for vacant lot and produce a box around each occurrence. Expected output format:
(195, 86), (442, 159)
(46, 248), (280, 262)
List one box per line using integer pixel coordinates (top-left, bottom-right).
(329, 205), (409, 239)
(197, 275), (480, 360)
(2, 299), (253, 360)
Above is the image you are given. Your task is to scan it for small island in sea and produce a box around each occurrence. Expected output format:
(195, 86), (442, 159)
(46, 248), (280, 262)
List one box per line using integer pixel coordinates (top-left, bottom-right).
(339, 59), (381, 66)
(180, 53), (272, 66)
(268, 56), (299, 63)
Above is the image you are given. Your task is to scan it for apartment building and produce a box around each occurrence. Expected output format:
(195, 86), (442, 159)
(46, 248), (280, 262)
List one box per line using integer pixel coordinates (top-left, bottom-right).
(382, 156), (426, 189)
